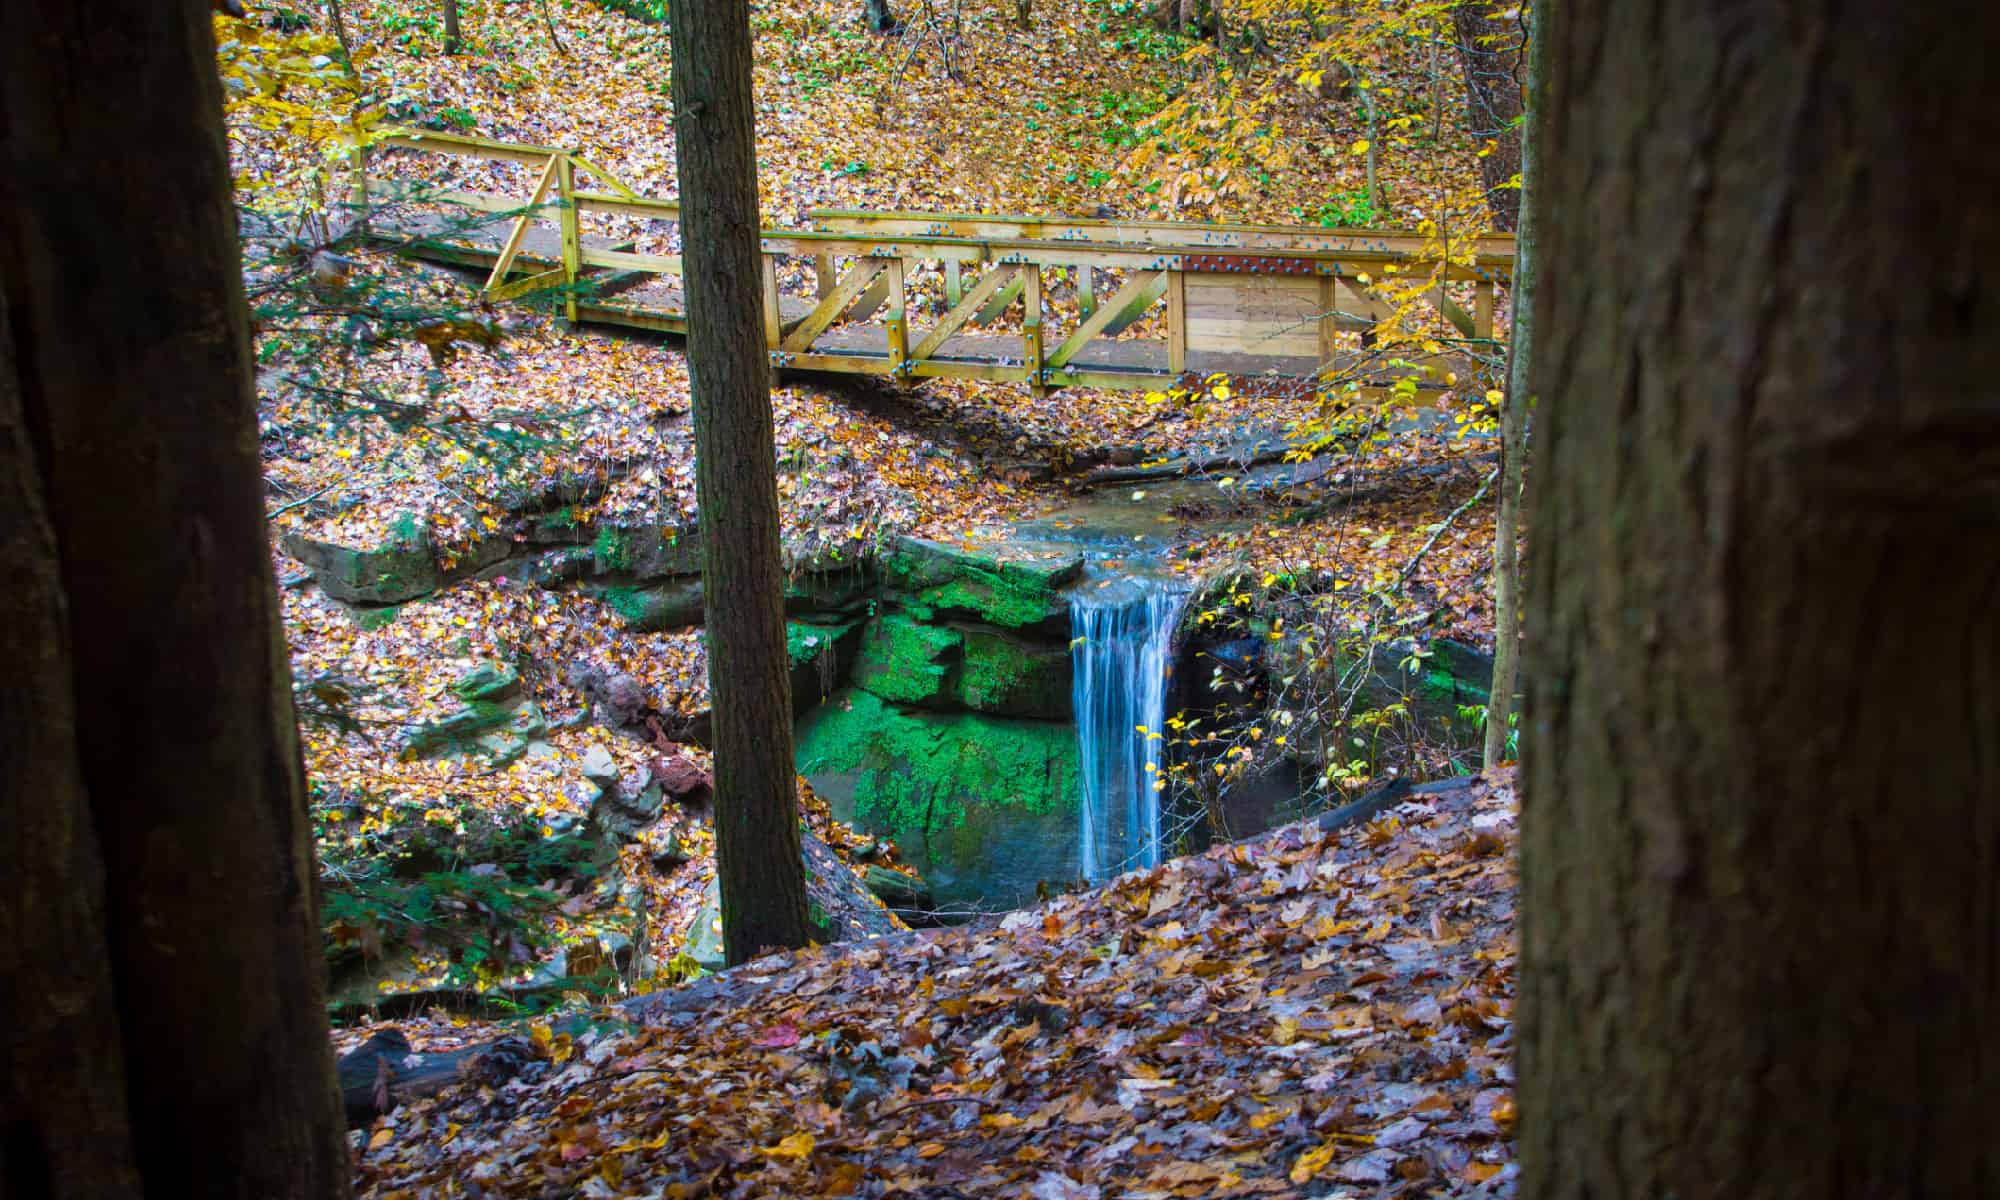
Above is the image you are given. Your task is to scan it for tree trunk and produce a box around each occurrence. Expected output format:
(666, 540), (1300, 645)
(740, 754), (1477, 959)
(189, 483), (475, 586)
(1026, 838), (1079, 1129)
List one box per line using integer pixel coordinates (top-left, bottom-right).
(0, 3), (350, 1198)
(1480, 0), (1539, 770)
(666, 0), (813, 967)
(1519, 0), (2000, 1195)
(1450, 0), (1524, 231)
(443, 0), (461, 53)
(863, 0), (900, 35)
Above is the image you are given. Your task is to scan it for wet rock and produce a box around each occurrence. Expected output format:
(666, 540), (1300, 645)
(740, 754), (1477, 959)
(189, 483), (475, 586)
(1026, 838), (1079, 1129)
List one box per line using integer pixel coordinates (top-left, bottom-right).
(283, 512), (440, 604)
(452, 661), (521, 704)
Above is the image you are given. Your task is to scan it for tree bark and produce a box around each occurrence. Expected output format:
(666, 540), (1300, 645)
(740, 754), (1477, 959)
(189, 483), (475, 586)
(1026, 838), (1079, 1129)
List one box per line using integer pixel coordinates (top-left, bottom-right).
(443, 0), (461, 54)
(1450, 0), (1524, 231)
(1480, 0), (1539, 770)
(863, 0), (901, 35)
(666, 0), (812, 966)
(1520, 0), (2000, 1195)
(0, 3), (350, 1198)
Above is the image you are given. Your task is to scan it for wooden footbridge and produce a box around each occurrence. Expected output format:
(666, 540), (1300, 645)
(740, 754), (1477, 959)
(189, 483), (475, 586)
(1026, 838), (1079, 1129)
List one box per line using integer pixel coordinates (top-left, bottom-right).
(358, 128), (1515, 396)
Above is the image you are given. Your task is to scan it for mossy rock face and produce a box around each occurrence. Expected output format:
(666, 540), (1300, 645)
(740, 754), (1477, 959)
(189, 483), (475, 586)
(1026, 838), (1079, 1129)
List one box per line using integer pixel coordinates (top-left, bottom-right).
(796, 688), (1081, 910)
(876, 535), (1081, 635)
(851, 614), (962, 708)
(283, 512), (441, 604)
(788, 620), (862, 711)
(957, 627), (1072, 720)
(600, 580), (705, 631)
(594, 521), (704, 581)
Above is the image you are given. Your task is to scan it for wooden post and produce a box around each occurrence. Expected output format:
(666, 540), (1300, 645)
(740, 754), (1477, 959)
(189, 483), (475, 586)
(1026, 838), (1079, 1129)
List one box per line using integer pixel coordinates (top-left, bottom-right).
(814, 253), (835, 298)
(1078, 264), (1097, 315)
(761, 253), (783, 388)
(885, 257), (909, 382)
(1023, 265), (1046, 397)
(945, 259), (963, 306)
(556, 154), (580, 323)
(1475, 279), (1496, 341)
(1168, 269), (1188, 376)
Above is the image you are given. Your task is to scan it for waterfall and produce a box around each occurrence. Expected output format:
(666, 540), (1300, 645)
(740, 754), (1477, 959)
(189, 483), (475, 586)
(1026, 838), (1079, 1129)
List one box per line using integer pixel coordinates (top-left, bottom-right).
(1070, 575), (1188, 882)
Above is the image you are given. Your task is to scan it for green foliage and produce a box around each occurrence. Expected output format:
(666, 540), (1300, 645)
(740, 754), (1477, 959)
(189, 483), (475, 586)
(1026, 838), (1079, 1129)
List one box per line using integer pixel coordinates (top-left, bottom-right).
(1294, 188), (1381, 229)
(594, 526), (632, 570)
(318, 809), (603, 991)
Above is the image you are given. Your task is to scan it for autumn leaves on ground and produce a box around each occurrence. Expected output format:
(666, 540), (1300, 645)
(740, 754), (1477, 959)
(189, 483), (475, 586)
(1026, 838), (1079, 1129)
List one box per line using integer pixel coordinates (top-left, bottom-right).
(231, 0), (1520, 1193)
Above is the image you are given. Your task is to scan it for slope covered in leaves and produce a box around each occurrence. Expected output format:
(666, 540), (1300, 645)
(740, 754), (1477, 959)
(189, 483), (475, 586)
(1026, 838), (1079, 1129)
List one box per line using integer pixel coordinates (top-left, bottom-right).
(352, 772), (1519, 1197)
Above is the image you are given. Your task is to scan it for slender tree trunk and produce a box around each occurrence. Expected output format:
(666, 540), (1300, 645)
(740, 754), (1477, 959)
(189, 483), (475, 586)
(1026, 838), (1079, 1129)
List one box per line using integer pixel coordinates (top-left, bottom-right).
(443, 0), (461, 53)
(1520, 0), (2000, 1195)
(666, 0), (812, 966)
(1450, 0), (1524, 231)
(0, 3), (350, 1198)
(863, 0), (900, 35)
(1481, 0), (1539, 769)
(326, 0), (359, 75)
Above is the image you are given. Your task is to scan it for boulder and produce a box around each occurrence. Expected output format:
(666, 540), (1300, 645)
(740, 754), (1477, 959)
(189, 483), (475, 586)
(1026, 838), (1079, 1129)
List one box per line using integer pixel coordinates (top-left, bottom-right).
(875, 535), (1081, 634)
(851, 614), (961, 708)
(649, 753), (713, 809)
(283, 511), (440, 604)
(452, 661), (521, 704)
(579, 744), (621, 790)
(399, 699), (545, 764)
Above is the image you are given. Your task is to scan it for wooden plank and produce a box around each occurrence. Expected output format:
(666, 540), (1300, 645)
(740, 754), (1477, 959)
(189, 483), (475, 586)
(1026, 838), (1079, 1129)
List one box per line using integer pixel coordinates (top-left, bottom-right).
(482, 153), (562, 295)
(580, 247), (684, 273)
(575, 191), (681, 220)
(847, 268), (894, 324)
(1168, 271), (1187, 375)
(378, 128), (556, 165)
(1475, 281), (1495, 340)
(814, 254), (835, 299)
(1318, 276), (1338, 365)
(1433, 286), (1477, 339)
(974, 273), (1025, 326)
(775, 351), (897, 376)
(781, 259), (887, 352)
(1046, 270), (1167, 369)
(1078, 265), (1097, 315)
(944, 260), (963, 306)
(912, 265), (1020, 360)
(567, 156), (640, 201)
(557, 156), (580, 322)
(486, 266), (568, 302)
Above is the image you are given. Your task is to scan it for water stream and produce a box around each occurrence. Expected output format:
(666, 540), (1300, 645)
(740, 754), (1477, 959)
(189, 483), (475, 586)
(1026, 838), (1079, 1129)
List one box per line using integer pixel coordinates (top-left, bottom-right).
(1070, 575), (1188, 882)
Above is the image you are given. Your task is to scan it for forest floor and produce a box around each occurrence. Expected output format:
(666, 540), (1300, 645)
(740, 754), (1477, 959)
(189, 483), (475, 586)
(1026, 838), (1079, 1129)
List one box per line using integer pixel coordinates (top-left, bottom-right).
(227, 0), (1519, 1191)
(352, 771), (1519, 1198)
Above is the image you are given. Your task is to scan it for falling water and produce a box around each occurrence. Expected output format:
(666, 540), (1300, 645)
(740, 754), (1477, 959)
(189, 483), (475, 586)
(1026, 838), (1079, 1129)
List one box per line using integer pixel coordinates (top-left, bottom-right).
(1071, 575), (1188, 882)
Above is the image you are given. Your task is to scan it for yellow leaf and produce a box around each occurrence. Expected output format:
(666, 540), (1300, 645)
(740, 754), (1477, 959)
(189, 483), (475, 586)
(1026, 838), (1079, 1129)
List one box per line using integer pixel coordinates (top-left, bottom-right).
(368, 1128), (394, 1149)
(760, 1131), (815, 1159)
(1291, 1140), (1337, 1183)
(1350, 139), (1371, 155)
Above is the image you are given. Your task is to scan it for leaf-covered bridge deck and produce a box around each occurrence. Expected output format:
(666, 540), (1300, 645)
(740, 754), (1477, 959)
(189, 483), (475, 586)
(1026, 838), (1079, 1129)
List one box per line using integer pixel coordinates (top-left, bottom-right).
(360, 128), (1515, 397)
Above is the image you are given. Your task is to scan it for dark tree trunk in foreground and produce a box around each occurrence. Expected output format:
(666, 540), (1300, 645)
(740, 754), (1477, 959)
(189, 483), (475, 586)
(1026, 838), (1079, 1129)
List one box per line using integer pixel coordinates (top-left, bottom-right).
(0, 3), (350, 1198)
(1520, 1), (2000, 1195)
(667, 0), (813, 966)
(1451, 0), (1524, 231)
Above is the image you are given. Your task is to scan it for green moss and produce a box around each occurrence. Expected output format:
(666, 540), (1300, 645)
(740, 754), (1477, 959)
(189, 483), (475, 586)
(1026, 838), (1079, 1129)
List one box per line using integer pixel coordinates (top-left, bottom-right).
(851, 614), (960, 706)
(957, 628), (1071, 719)
(594, 526), (632, 571)
(603, 586), (648, 623)
(788, 621), (845, 667)
(351, 604), (402, 631)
